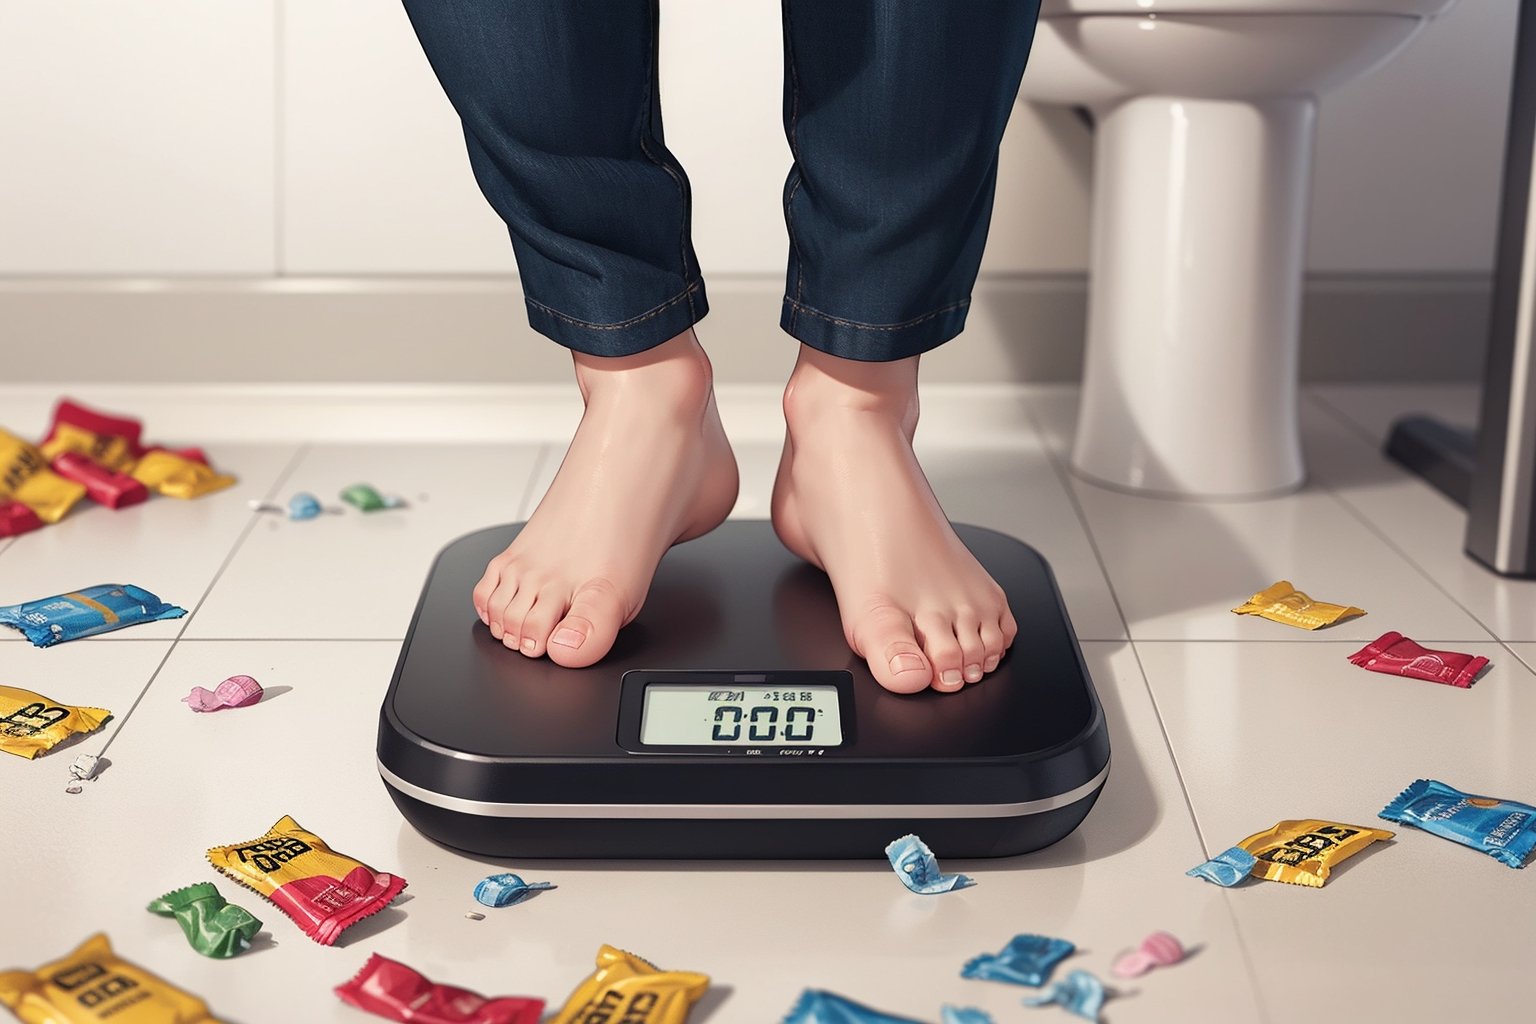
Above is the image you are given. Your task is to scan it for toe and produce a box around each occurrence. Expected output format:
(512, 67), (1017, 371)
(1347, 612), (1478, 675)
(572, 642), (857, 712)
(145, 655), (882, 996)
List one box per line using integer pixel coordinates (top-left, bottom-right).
(499, 585), (538, 652)
(1000, 606), (1019, 648)
(956, 616), (987, 684)
(472, 556), (509, 624)
(485, 575), (519, 641)
(852, 603), (932, 694)
(916, 613), (965, 692)
(980, 620), (1005, 674)
(546, 577), (627, 669)
(518, 587), (569, 658)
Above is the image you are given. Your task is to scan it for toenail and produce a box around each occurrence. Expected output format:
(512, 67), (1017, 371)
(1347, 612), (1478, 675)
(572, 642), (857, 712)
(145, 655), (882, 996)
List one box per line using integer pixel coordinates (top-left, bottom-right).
(964, 664), (982, 682)
(551, 627), (585, 648)
(889, 653), (925, 675)
(984, 656), (999, 672)
(521, 638), (536, 653)
(941, 669), (962, 685)
(489, 624), (502, 639)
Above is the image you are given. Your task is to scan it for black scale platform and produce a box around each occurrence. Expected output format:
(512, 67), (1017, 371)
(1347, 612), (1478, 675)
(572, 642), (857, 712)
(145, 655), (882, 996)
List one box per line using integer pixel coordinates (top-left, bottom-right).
(377, 521), (1109, 859)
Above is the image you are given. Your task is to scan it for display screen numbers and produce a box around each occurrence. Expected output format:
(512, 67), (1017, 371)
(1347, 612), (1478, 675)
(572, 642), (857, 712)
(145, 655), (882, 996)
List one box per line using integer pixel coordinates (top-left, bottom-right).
(639, 683), (844, 747)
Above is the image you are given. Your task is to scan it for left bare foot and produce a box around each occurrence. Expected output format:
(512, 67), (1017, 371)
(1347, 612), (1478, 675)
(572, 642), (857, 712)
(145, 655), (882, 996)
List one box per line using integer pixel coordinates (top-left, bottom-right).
(770, 346), (1017, 694)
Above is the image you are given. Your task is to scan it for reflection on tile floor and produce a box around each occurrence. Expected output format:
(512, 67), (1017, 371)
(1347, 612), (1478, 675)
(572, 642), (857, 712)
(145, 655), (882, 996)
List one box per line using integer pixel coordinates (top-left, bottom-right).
(1, 385), (1530, 1023)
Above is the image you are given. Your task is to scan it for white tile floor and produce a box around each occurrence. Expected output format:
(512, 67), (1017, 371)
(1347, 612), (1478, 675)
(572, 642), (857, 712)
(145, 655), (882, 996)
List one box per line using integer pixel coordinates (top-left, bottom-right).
(2, 384), (1533, 1024)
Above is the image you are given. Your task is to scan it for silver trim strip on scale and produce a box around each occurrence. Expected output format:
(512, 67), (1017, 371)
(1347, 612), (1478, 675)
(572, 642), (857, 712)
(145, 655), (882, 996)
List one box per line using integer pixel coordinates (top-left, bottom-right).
(377, 759), (1111, 820)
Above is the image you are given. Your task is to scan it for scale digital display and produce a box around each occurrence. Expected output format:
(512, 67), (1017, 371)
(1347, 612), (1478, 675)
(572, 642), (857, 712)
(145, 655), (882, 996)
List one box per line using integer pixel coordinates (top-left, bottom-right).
(639, 682), (844, 747)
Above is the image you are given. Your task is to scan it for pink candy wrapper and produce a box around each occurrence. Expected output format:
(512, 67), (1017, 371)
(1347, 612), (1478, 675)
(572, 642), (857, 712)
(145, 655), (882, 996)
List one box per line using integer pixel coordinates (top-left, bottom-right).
(1112, 932), (1186, 978)
(1346, 632), (1489, 688)
(183, 675), (264, 712)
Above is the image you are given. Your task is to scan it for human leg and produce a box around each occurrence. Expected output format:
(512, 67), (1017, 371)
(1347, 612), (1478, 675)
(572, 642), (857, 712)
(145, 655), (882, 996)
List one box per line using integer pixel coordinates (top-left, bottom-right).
(770, 0), (1041, 693)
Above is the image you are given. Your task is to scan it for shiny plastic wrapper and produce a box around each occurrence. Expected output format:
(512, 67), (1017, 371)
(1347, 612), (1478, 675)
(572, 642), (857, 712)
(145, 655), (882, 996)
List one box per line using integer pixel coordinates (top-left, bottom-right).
(341, 483), (404, 512)
(1186, 846), (1258, 887)
(335, 953), (543, 1024)
(183, 675), (264, 712)
(885, 833), (975, 894)
(288, 492), (322, 520)
(1231, 581), (1364, 630)
(961, 934), (1074, 987)
(39, 399), (146, 472)
(206, 814), (407, 946)
(0, 584), (186, 647)
(780, 990), (925, 1024)
(1240, 819), (1393, 887)
(1380, 779), (1536, 868)
(1022, 970), (1105, 1023)
(0, 501), (44, 538)
(131, 450), (236, 500)
(0, 429), (87, 524)
(941, 1009), (995, 1024)
(1347, 632), (1488, 688)
(0, 933), (228, 1024)
(548, 945), (709, 1024)
(0, 684), (111, 759)
(147, 882), (263, 959)
(1111, 932), (1186, 978)
(472, 873), (556, 908)
(51, 452), (149, 510)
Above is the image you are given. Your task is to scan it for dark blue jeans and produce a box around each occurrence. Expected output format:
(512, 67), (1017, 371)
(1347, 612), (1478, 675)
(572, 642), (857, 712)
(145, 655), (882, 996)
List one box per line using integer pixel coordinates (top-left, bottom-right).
(403, 1), (1042, 361)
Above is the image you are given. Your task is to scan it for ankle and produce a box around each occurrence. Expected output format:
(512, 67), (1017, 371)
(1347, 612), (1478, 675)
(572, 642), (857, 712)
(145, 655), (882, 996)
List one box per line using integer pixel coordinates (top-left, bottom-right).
(782, 345), (919, 438)
(574, 327), (715, 415)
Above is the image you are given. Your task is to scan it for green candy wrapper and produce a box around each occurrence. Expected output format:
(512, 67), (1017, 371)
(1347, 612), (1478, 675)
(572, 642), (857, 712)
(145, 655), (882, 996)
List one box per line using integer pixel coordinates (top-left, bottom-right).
(339, 483), (403, 512)
(147, 882), (262, 958)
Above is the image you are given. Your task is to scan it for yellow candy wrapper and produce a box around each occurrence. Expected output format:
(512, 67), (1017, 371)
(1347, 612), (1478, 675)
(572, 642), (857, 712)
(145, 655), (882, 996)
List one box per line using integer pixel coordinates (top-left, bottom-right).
(1232, 580), (1365, 631)
(206, 814), (407, 946)
(0, 684), (112, 759)
(0, 430), (88, 524)
(39, 422), (142, 474)
(549, 945), (710, 1024)
(1239, 819), (1394, 887)
(0, 933), (228, 1024)
(130, 450), (236, 500)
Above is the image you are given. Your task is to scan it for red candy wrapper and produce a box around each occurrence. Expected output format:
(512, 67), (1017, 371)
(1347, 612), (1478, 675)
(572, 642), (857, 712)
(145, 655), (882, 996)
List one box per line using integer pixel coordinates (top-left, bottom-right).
(39, 398), (147, 472)
(1346, 631), (1489, 688)
(50, 452), (150, 509)
(335, 953), (544, 1024)
(0, 501), (44, 538)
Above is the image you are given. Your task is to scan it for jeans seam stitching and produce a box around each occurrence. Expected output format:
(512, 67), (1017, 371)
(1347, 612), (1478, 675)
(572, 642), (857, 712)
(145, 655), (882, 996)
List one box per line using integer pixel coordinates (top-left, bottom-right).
(783, 0), (805, 331)
(781, 296), (971, 332)
(527, 282), (701, 330)
(639, 0), (696, 326)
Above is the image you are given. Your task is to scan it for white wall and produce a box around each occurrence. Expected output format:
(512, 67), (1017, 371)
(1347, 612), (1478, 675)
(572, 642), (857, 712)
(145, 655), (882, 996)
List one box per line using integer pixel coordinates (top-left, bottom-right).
(0, 0), (1517, 278)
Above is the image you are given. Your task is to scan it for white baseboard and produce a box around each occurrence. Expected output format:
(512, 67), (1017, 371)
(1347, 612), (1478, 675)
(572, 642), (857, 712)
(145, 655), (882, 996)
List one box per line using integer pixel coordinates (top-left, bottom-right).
(0, 272), (1490, 385)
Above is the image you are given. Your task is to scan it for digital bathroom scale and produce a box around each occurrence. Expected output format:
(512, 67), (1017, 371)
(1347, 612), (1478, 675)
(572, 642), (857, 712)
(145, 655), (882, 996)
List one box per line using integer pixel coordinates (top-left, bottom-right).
(377, 521), (1109, 859)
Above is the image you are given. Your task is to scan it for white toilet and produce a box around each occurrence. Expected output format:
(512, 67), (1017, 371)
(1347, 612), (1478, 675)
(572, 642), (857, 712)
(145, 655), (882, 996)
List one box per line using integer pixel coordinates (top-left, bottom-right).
(1022, 0), (1455, 497)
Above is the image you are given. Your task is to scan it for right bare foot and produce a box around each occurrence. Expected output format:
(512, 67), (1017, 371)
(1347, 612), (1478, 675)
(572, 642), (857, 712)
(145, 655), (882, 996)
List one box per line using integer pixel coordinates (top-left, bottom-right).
(473, 328), (738, 667)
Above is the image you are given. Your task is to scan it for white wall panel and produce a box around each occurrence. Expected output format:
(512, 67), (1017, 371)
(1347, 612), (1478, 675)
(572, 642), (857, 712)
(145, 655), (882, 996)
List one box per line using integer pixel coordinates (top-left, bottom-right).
(0, 1), (276, 274)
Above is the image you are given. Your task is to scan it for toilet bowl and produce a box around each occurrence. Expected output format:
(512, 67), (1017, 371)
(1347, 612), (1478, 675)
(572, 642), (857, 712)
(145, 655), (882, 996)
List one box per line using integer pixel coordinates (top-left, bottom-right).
(1022, 0), (1454, 497)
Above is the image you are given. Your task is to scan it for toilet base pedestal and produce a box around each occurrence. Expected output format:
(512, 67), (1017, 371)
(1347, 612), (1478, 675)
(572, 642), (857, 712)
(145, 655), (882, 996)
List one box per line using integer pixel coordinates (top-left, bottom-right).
(1073, 95), (1315, 498)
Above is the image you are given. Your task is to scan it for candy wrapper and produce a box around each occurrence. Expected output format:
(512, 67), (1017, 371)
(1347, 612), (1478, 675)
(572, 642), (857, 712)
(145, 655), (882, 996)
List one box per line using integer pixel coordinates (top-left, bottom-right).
(341, 483), (405, 512)
(885, 833), (975, 894)
(1022, 970), (1105, 1024)
(206, 814), (407, 946)
(0, 685), (111, 759)
(51, 451), (149, 510)
(781, 990), (925, 1024)
(183, 675), (264, 712)
(147, 882), (263, 959)
(0, 584), (186, 647)
(1347, 632), (1489, 688)
(65, 753), (105, 794)
(473, 873), (556, 908)
(0, 501), (44, 538)
(1111, 932), (1186, 978)
(335, 953), (543, 1024)
(1231, 581), (1364, 630)
(0, 933), (228, 1024)
(0, 429), (88, 524)
(289, 492), (322, 520)
(1380, 779), (1536, 869)
(131, 450), (236, 500)
(548, 945), (708, 1024)
(1186, 846), (1258, 888)
(941, 1010), (995, 1024)
(1240, 819), (1393, 887)
(961, 934), (1075, 987)
(39, 399), (146, 472)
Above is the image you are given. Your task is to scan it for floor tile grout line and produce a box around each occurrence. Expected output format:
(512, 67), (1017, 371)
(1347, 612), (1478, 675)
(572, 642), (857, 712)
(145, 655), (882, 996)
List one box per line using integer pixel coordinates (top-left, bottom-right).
(1018, 393), (1277, 1024)
(93, 641), (181, 761)
(170, 443), (310, 644)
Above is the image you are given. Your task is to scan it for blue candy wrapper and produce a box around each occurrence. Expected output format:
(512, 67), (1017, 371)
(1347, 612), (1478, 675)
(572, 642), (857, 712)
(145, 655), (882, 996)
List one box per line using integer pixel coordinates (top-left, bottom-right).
(1186, 845), (1258, 887)
(288, 492), (322, 520)
(1022, 970), (1106, 1023)
(1379, 778), (1536, 869)
(0, 584), (186, 648)
(941, 1008), (995, 1024)
(885, 833), (975, 894)
(781, 990), (925, 1024)
(961, 933), (1075, 988)
(472, 872), (556, 907)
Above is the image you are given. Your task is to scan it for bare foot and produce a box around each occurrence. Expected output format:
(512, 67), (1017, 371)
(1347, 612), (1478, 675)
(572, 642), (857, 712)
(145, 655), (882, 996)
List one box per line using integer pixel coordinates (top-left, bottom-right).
(771, 346), (1018, 694)
(473, 328), (739, 667)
